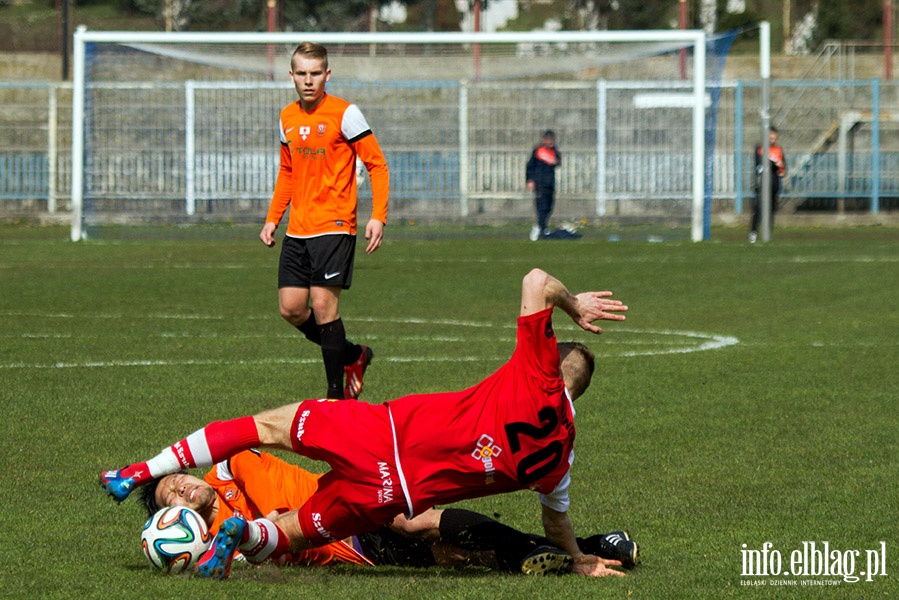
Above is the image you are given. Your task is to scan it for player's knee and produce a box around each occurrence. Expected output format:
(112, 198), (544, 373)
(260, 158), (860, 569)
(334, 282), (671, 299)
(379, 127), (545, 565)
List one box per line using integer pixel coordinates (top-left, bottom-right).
(390, 511), (441, 539)
(309, 300), (337, 323)
(279, 303), (310, 325)
(388, 514), (421, 537)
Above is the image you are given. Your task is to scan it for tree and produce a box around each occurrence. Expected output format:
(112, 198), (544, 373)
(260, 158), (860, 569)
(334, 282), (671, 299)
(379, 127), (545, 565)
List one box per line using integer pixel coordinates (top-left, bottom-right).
(594, 0), (675, 30)
(814, 0), (882, 46)
(279, 0), (402, 32)
(128, 0), (258, 31)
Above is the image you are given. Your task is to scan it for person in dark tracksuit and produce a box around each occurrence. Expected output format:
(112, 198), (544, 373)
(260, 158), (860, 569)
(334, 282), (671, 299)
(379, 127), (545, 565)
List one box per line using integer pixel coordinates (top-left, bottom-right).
(750, 126), (787, 243)
(526, 130), (560, 241)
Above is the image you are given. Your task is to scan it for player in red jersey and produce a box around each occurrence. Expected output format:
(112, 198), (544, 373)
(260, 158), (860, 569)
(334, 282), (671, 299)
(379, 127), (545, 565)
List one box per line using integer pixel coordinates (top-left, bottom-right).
(259, 42), (389, 400)
(142, 449), (638, 574)
(101, 268), (628, 578)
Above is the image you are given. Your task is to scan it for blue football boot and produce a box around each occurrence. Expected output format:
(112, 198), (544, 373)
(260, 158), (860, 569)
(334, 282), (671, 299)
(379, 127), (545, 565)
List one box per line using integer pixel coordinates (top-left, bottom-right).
(195, 517), (246, 580)
(99, 468), (136, 503)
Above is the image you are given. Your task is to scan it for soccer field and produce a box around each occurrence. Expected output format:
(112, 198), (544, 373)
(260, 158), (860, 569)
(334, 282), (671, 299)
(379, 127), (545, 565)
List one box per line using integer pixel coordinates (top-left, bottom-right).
(1, 224), (896, 599)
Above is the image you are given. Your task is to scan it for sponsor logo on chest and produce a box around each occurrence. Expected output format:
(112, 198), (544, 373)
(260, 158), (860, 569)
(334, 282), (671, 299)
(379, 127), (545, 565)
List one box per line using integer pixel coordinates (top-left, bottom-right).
(377, 461), (394, 504)
(471, 434), (503, 484)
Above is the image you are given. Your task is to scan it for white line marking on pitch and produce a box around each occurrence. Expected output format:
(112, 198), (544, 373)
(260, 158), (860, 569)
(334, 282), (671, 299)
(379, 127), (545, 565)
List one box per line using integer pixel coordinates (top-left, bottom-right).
(0, 356), (498, 370)
(614, 328), (739, 356)
(0, 323), (738, 369)
(0, 312), (492, 327)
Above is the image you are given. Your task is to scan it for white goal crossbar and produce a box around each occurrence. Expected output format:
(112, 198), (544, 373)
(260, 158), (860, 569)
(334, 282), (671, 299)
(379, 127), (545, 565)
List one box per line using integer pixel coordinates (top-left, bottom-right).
(70, 27), (707, 241)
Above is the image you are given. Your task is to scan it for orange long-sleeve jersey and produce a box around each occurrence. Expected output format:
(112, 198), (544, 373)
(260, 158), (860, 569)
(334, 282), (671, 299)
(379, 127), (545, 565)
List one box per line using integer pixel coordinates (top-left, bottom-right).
(265, 94), (389, 237)
(203, 450), (370, 567)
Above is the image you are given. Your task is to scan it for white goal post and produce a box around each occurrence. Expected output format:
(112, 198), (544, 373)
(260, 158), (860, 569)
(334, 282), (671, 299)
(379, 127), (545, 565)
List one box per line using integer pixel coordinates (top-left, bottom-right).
(70, 27), (707, 241)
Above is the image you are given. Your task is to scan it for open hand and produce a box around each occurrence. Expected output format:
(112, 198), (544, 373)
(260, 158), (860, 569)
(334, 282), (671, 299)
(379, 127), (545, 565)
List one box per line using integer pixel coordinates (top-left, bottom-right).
(574, 291), (628, 333)
(572, 554), (627, 577)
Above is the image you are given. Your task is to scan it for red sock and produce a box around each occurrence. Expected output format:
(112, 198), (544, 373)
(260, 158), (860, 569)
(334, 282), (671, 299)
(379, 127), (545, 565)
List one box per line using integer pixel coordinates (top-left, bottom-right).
(119, 416), (260, 483)
(203, 417), (260, 462)
(116, 462), (154, 485)
(170, 416), (260, 469)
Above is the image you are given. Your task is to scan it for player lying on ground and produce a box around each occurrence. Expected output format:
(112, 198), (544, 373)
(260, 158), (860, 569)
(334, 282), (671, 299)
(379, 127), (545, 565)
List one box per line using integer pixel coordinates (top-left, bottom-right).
(101, 268), (629, 578)
(143, 449), (639, 574)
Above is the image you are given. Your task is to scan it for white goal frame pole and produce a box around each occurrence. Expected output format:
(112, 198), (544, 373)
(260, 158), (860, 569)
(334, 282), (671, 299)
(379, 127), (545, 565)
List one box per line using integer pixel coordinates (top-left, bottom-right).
(70, 28), (707, 45)
(70, 26), (87, 241)
(691, 34), (706, 243)
(759, 21), (773, 243)
(70, 28), (707, 242)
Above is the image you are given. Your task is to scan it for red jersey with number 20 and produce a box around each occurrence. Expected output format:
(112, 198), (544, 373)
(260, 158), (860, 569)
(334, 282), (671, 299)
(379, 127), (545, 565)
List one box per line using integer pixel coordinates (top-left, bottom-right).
(386, 307), (575, 516)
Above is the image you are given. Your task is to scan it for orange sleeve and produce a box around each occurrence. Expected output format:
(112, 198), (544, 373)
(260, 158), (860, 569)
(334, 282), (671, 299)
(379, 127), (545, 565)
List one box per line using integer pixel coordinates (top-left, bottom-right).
(265, 142), (294, 226)
(354, 133), (389, 224)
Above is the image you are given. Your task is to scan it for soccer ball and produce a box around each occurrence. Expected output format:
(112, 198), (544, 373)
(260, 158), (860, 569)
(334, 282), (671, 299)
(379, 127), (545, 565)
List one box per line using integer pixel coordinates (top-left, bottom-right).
(140, 506), (211, 573)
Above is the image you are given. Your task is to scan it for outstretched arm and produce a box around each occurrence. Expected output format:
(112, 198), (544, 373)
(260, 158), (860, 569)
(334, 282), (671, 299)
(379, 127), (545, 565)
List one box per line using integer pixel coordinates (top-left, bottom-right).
(519, 268), (627, 333)
(541, 505), (625, 577)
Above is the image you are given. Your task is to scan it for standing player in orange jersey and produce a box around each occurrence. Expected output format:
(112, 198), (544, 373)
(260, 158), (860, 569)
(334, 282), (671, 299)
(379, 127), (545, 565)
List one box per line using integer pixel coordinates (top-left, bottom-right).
(259, 42), (389, 400)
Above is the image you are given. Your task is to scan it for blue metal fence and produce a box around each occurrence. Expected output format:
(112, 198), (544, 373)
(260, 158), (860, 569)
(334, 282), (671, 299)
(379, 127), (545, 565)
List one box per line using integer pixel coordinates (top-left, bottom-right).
(1, 153), (48, 199)
(3, 79), (897, 216)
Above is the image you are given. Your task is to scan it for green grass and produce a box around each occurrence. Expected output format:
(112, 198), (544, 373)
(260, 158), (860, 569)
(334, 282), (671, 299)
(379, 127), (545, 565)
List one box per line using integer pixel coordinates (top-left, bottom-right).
(1, 224), (897, 599)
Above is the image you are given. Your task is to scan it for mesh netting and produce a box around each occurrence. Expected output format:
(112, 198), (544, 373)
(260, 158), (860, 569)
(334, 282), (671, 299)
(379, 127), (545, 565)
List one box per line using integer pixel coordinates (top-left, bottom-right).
(74, 31), (725, 241)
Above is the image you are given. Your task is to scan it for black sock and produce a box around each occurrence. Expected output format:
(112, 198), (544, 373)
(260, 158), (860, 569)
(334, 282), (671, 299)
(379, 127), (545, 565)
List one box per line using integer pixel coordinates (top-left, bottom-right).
(296, 313), (321, 345)
(344, 342), (362, 366)
(438, 508), (539, 572)
(297, 313), (358, 362)
(319, 319), (347, 399)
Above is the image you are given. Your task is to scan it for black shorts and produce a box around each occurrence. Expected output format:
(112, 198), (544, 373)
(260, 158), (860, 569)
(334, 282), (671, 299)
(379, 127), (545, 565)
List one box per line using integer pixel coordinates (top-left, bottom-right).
(355, 527), (437, 568)
(278, 234), (356, 289)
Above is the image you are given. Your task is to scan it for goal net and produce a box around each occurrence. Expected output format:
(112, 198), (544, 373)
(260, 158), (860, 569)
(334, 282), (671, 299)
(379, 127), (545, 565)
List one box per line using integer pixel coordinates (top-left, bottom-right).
(70, 29), (715, 241)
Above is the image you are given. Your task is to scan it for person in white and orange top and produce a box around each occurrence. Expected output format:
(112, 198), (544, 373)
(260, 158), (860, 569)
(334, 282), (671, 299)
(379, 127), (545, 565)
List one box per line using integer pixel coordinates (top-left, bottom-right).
(259, 42), (389, 400)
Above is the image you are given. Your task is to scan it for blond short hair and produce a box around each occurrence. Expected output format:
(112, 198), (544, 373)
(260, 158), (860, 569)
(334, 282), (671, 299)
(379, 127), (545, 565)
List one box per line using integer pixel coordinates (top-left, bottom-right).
(291, 42), (329, 70)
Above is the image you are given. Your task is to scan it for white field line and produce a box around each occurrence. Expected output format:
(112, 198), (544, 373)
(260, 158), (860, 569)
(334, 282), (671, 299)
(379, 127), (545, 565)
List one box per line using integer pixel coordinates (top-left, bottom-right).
(3, 254), (896, 265)
(615, 328), (739, 357)
(0, 312), (491, 326)
(1, 314), (739, 369)
(0, 356), (497, 370)
(5, 332), (694, 344)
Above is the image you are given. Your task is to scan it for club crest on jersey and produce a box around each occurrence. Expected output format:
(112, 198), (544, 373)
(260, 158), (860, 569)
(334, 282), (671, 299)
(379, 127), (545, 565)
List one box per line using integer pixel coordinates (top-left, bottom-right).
(472, 434), (502, 484)
(299, 126), (311, 140)
(317, 123), (326, 136)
